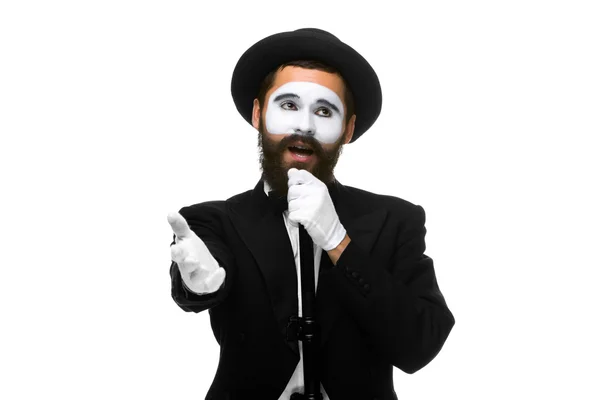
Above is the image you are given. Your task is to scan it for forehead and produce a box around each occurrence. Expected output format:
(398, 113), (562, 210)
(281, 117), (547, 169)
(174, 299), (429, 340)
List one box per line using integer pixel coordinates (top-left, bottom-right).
(267, 66), (346, 103)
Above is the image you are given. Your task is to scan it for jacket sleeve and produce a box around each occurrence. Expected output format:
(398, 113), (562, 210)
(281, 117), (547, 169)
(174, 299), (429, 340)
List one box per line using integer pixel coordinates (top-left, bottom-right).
(327, 204), (454, 374)
(170, 203), (235, 313)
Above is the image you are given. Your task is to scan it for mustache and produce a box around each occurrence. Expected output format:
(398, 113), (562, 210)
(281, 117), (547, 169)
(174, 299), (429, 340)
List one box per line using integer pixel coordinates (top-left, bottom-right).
(275, 133), (331, 160)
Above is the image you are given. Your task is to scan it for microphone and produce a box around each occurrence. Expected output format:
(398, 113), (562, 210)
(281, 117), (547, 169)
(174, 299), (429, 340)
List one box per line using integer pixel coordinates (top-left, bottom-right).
(291, 224), (322, 400)
(268, 189), (322, 399)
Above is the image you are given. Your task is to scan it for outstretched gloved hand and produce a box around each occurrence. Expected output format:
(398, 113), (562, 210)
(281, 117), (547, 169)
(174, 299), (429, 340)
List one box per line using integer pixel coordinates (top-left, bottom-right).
(287, 168), (347, 251)
(167, 212), (226, 294)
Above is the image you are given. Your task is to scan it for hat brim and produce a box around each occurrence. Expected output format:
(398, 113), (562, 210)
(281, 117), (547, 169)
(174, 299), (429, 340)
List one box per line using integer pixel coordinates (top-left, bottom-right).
(231, 30), (382, 143)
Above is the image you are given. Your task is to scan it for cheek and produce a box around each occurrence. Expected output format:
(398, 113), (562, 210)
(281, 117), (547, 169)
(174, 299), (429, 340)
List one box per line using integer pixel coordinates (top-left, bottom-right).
(265, 107), (298, 135)
(313, 116), (344, 144)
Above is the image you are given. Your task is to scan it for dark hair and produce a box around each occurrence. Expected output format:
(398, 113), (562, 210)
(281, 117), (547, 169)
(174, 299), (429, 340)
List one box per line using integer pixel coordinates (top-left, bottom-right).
(256, 60), (355, 124)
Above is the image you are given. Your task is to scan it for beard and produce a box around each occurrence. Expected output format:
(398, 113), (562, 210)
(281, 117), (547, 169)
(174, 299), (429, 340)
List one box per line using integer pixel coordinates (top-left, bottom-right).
(257, 118), (345, 197)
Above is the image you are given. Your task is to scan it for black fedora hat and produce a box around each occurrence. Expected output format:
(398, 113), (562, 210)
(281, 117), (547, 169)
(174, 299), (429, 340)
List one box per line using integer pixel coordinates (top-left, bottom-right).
(230, 28), (382, 143)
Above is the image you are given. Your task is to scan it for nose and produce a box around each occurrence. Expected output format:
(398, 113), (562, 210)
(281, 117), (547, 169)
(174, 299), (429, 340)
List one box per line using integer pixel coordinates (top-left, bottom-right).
(294, 110), (316, 137)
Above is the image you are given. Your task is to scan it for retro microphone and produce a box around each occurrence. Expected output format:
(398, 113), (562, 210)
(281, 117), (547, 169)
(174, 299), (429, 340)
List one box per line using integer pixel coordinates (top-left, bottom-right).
(289, 223), (322, 400)
(268, 191), (322, 400)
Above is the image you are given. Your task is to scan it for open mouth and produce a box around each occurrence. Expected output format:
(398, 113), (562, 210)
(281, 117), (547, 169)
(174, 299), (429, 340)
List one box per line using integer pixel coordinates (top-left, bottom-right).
(288, 145), (315, 157)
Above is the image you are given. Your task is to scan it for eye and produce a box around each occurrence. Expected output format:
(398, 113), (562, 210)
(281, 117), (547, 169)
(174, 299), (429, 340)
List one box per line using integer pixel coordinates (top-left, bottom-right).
(280, 101), (298, 111)
(315, 107), (332, 117)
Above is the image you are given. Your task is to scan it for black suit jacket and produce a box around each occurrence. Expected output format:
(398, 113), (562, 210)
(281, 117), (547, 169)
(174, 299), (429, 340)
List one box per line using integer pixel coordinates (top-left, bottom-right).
(170, 178), (455, 400)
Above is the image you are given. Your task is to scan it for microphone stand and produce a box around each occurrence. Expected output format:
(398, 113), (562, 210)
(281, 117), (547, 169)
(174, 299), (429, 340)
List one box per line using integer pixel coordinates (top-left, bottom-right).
(288, 224), (323, 400)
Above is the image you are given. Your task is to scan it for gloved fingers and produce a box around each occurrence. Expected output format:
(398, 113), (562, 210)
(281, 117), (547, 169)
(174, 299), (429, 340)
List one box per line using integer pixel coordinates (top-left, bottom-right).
(289, 167), (314, 180)
(287, 196), (303, 214)
(167, 212), (193, 239)
(175, 255), (198, 275)
(205, 268), (226, 292)
(195, 261), (214, 274)
(287, 184), (304, 201)
(181, 255), (199, 268)
(287, 210), (307, 225)
(288, 184), (318, 202)
(170, 244), (188, 264)
(288, 191), (318, 212)
(287, 168), (316, 186)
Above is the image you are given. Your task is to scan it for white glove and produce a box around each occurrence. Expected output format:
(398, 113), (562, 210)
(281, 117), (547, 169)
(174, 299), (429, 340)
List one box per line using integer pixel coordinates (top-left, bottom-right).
(287, 168), (347, 251)
(167, 212), (226, 294)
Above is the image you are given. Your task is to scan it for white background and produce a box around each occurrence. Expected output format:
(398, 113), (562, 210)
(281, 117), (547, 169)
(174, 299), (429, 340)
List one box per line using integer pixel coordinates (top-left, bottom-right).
(1, 1), (599, 399)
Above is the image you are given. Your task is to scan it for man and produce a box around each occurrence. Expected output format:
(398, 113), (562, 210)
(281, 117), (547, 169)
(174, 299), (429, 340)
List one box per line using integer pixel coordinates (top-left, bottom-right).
(168, 28), (454, 400)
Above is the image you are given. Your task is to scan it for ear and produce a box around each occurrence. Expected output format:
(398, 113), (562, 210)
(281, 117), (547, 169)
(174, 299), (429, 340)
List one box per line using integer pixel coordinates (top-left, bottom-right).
(252, 99), (261, 130)
(343, 114), (356, 144)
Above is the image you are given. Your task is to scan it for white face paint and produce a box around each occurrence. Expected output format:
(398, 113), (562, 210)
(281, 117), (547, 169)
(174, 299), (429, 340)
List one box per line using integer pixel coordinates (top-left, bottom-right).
(264, 81), (345, 144)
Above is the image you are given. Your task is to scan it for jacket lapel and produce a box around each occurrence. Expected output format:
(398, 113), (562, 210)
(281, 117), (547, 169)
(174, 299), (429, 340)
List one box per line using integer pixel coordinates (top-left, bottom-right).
(228, 180), (300, 357)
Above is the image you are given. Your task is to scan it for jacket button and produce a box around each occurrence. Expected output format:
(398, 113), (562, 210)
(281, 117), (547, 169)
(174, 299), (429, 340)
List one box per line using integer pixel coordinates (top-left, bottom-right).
(351, 272), (359, 278)
(364, 284), (371, 291)
(358, 278), (365, 284)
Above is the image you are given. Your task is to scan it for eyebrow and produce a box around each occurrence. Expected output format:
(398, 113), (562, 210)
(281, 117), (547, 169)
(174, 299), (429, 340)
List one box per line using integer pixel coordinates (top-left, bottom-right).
(273, 93), (300, 102)
(273, 93), (341, 114)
